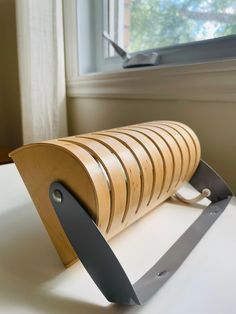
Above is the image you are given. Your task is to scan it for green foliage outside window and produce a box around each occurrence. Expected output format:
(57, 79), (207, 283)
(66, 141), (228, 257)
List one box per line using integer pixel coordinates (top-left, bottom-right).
(128, 0), (236, 52)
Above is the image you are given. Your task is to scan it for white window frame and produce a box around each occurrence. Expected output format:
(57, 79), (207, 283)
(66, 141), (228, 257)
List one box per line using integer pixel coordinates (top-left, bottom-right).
(63, 0), (123, 80)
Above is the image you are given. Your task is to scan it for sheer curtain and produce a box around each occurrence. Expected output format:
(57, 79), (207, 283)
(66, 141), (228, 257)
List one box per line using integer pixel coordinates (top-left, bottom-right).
(15, 0), (68, 144)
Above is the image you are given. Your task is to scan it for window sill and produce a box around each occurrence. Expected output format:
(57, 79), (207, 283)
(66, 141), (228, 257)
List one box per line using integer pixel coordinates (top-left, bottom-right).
(66, 58), (236, 102)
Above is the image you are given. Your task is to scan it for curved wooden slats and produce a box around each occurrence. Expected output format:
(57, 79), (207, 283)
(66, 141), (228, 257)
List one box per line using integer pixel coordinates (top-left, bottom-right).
(97, 131), (154, 217)
(157, 121), (197, 180)
(60, 137), (127, 236)
(136, 125), (182, 192)
(158, 121), (201, 176)
(10, 120), (201, 268)
(144, 122), (189, 185)
(115, 128), (164, 204)
(78, 133), (141, 228)
(125, 126), (173, 199)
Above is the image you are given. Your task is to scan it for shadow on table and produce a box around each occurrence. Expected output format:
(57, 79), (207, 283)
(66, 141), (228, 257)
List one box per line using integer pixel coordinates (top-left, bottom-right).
(0, 203), (141, 314)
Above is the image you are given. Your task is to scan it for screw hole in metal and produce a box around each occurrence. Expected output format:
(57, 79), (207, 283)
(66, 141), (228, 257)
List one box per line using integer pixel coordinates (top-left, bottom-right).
(52, 189), (63, 203)
(156, 270), (168, 278)
(209, 210), (219, 215)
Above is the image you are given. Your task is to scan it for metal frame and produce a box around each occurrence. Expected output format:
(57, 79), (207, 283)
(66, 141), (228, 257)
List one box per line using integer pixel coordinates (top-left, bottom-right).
(49, 160), (233, 305)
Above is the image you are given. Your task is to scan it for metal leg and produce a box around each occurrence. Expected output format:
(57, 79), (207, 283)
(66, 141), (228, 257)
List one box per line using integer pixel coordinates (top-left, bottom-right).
(49, 160), (233, 305)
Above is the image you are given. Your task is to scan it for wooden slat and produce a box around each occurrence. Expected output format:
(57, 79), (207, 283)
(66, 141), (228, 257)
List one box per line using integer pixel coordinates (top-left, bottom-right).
(60, 137), (127, 237)
(126, 126), (174, 200)
(78, 133), (141, 229)
(157, 122), (197, 181)
(144, 123), (189, 184)
(97, 131), (154, 217)
(115, 128), (164, 204)
(160, 121), (201, 174)
(136, 125), (182, 193)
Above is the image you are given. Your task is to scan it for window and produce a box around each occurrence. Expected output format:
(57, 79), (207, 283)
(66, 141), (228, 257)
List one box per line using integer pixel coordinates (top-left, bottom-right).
(73, 0), (236, 74)
(105, 0), (236, 55)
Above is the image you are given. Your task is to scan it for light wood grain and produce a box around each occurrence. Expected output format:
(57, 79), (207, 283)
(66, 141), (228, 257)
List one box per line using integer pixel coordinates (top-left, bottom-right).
(60, 137), (127, 236)
(126, 126), (174, 199)
(77, 133), (142, 227)
(143, 123), (189, 184)
(97, 131), (154, 216)
(137, 125), (182, 192)
(160, 121), (201, 175)
(10, 120), (201, 268)
(10, 140), (111, 267)
(114, 128), (164, 204)
(156, 122), (197, 180)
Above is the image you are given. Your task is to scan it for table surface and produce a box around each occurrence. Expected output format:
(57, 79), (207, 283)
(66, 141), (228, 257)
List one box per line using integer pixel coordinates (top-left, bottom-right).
(0, 163), (236, 314)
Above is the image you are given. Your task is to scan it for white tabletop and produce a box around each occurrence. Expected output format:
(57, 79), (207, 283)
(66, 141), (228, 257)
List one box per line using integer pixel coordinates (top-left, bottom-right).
(0, 163), (236, 314)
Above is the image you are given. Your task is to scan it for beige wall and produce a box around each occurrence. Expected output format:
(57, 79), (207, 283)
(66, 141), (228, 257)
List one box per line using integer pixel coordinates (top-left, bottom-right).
(0, 90), (7, 147)
(0, 0), (22, 149)
(67, 97), (236, 193)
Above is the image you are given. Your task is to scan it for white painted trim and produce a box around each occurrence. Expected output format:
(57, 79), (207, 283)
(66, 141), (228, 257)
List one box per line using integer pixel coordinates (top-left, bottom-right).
(63, 0), (122, 76)
(94, 0), (123, 72)
(66, 58), (236, 102)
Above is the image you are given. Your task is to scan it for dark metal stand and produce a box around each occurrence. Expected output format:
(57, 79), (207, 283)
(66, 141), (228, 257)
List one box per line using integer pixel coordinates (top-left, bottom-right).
(49, 160), (233, 305)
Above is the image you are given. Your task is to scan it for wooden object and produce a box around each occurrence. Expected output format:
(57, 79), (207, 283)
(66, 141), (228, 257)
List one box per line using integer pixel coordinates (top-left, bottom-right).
(10, 120), (201, 267)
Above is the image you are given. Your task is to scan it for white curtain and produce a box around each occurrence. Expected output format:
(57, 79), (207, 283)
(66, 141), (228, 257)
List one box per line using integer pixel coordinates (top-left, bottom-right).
(16, 0), (68, 144)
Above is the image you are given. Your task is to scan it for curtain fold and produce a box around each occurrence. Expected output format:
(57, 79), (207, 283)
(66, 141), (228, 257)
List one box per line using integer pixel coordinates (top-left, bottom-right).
(16, 0), (68, 144)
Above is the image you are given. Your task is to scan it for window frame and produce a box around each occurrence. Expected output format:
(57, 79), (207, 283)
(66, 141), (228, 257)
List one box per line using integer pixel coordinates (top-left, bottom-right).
(63, 0), (236, 79)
